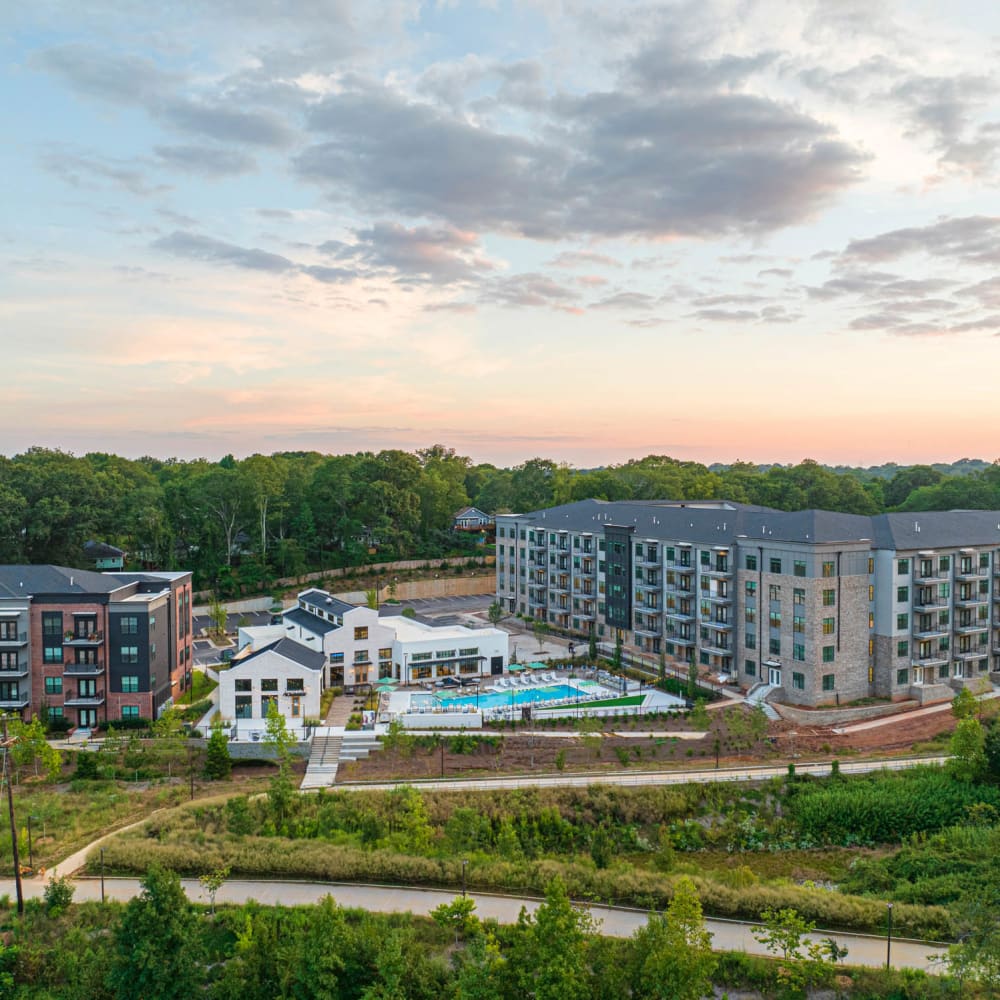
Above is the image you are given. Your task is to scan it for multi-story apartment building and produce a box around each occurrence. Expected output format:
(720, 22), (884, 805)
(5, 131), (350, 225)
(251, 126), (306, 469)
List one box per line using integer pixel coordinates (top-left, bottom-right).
(496, 500), (1000, 707)
(0, 566), (194, 727)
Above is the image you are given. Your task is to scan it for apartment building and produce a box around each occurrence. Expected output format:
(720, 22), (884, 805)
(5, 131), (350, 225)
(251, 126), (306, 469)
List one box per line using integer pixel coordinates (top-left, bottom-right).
(254, 587), (508, 692)
(0, 565), (194, 727)
(495, 500), (1000, 707)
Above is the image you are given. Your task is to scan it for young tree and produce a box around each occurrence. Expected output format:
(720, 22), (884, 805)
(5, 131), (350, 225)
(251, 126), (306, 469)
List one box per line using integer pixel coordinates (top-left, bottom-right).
(628, 876), (716, 1000)
(10, 716), (62, 781)
(948, 717), (987, 783)
(263, 700), (296, 825)
(365, 588), (379, 610)
(588, 630), (597, 662)
(687, 659), (699, 699)
(198, 864), (230, 915)
(509, 878), (596, 1000)
(533, 620), (550, 653)
(689, 698), (710, 730)
(209, 596), (228, 638)
(952, 686), (978, 720)
(612, 633), (623, 670)
(487, 601), (505, 627)
(752, 906), (835, 999)
(108, 867), (204, 1000)
(450, 931), (506, 1000)
(204, 720), (232, 779)
(431, 895), (480, 943)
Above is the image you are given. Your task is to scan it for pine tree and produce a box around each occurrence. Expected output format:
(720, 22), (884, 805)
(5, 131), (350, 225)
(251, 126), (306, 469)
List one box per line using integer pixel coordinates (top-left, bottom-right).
(204, 721), (232, 780)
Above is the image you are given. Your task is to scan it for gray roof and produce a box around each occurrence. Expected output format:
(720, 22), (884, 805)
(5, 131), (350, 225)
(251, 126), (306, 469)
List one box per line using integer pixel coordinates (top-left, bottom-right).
(283, 606), (340, 635)
(83, 541), (125, 558)
(501, 499), (1000, 550)
(0, 565), (128, 599)
(239, 637), (326, 671)
(298, 589), (355, 615)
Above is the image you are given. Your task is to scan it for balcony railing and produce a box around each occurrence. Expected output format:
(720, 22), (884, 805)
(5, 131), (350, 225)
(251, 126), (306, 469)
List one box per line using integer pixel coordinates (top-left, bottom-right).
(64, 661), (105, 676)
(64, 631), (104, 646)
(0, 696), (29, 709)
(63, 691), (106, 707)
(0, 632), (28, 646)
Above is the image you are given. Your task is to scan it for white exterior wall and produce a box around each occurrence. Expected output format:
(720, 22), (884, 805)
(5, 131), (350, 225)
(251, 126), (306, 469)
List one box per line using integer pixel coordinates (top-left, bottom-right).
(218, 649), (321, 734)
(389, 618), (508, 683)
(329, 607), (396, 688)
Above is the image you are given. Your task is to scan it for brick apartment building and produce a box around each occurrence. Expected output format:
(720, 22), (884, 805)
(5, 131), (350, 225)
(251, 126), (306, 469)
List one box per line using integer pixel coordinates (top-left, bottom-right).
(495, 499), (1000, 708)
(0, 566), (193, 728)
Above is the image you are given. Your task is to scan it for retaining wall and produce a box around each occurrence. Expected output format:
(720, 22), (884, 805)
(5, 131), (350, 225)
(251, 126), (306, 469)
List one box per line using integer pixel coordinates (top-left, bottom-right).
(773, 699), (919, 727)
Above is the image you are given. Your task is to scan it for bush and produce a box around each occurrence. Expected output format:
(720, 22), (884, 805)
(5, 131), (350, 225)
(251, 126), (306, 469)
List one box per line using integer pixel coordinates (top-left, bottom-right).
(43, 877), (74, 915)
(74, 751), (100, 780)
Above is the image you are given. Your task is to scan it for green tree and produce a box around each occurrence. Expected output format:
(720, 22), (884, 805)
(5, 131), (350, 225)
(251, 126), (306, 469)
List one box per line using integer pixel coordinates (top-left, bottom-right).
(209, 596), (228, 638)
(533, 620), (550, 653)
(509, 878), (596, 1000)
(687, 659), (699, 699)
(948, 717), (987, 782)
(612, 633), (622, 670)
(431, 895), (480, 942)
(752, 906), (835, 999)
(198, 864), (230, 914)
(629, 876), (716, 1000)
(263, 700), (296, 825)
(10, 716), (61, 781)
(689, 698), (710, 730)
(953, 687), (978, 720)
(450, 931), (505, 1000)
(984, 723), (1000, 779)
(204, 720), (232, 780)
(588, 630), (597, 662)
(589, 823), (613, 870)
(487, 601), (505, 627)
(108, 867), (204, 1000)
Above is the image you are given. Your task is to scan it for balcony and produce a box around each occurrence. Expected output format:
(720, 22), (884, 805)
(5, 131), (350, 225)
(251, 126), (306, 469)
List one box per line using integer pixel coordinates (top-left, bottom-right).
(912, 597), (948, 612)
(700, 563), (732, 578)
(703, 591), (733, 604)
(954, 622), (989, 635)
(64, 661), (105, 677)
(912, 625), (948, 640)
(0, 631), (28, 647)
(665, 634), (695, 646)
(911, 654), (949, 668)
(635, 551), (660, 568)
(668, 579), (695, 596)
(954, 594), (989, 608)
(700, 639), (733, 656)
(64, 631), (104, 647)
(703, 618), (733, 630)
(63, 691), (106, 707)
(0, 664), (29, 678)
(0, 695), (29, 710)
(665, 609), (695, 622)
(634, 622), (662, 638)
(635, 577), (661, 590)
(955, 567), (988, 582)
(549, 580), (570, 595)
(953, 649), (983, 661)
(915, 571), (949, 585)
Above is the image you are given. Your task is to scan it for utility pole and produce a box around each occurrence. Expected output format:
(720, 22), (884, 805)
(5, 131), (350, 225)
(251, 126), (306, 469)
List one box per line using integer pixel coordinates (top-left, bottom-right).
(1, 717), (24, 916)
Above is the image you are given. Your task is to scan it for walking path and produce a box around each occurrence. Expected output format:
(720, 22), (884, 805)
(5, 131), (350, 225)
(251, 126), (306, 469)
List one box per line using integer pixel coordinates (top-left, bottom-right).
(10, 876), (944, 971)
(834, 689), (1000, 734)
(333, 754), (947, 793)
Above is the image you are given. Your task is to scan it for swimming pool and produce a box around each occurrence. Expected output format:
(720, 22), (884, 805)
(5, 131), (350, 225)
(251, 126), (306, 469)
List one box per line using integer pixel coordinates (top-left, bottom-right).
(438, 682), (596, 711)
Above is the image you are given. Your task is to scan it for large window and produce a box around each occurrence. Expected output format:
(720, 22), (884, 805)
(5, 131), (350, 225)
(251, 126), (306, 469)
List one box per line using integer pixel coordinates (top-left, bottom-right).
(44, 676), (62, 695)
(792, 672), (804, 689)
(354, 627), (368, 640)
(261, 678), (278, 692)
(822, 561), (835, 577)
(769, 558), (782, 574)
(745, 555), (757, 571)
(121, 675), (139, 693)
(794, 560), (806, 577)
(793, 643), (805, 661)
(822, 646), (835, 663)
(822, 618), (835, 635)
(897, 586), (909, 603)
(120, 646), (138, 664)
(768, 585), (781, 601)
(120, 616), (138, 635)
(822, 589), (835, 607)
(822, 674), (835, 691)
(43, 645), (63, 664)
(42, 613), (62, 637)
(897, 558), (909, 574)
(121, 706), (139, 719)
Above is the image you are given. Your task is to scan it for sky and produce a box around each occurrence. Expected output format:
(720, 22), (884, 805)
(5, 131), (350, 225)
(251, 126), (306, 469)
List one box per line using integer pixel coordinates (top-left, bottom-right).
(4, 0), (1000, 469)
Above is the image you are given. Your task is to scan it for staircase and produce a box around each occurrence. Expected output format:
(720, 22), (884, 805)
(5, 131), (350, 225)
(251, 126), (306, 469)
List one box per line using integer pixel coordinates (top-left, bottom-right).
(745, 682), (781, 721)
(300, 729), (384, 789)
(300, 731), (343, 789)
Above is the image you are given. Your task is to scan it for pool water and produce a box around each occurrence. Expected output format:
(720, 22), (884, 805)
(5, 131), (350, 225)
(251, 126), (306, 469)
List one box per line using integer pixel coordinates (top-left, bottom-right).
(438, 682), (594, 711)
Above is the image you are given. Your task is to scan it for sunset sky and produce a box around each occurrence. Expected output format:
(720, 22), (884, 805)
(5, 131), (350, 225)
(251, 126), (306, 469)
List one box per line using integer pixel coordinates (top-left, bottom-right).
(4, 0), (1000, 467)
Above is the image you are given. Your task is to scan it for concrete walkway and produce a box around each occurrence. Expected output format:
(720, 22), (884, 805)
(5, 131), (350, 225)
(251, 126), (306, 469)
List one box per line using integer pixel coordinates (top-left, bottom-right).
(11, 876), (944, 972)
(334, 754), (948, 793)
(324, 694), (357, 727)
(834, 688), (1000, 734)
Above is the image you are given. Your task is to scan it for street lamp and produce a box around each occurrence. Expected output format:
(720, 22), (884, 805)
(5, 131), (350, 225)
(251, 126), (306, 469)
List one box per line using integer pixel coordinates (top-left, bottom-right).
(27, 815), (38, 870)
(462, 859), (468, 898)
(100, 847), (106, 903)
(886, 902), (893, 969)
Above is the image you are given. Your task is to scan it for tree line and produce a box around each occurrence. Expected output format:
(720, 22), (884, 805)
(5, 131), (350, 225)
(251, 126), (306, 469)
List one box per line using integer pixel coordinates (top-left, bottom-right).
(3, 446), (1000, 592)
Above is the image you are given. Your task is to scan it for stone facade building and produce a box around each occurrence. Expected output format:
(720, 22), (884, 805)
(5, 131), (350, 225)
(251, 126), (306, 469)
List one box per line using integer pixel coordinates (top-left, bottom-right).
(495, 499), (1000, 707)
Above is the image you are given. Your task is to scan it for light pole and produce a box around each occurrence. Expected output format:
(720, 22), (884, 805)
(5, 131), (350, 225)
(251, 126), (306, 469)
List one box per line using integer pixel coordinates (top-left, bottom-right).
(886, 902), (893, 969)
(27, 815), (38, 870)
(100, 847), (106, 903)
(462, 858), (468, 898)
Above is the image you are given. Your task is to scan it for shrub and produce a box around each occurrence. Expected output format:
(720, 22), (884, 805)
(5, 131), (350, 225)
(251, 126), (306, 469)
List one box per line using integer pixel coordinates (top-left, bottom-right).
(74, 751), (100, 780)
(43, 876), (74, 915)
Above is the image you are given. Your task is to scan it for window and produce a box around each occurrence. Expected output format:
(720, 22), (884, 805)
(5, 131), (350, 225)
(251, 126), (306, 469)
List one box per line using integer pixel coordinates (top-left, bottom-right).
(261, 678), (278, 692)
(896, 613), (908, 630)
(822, 561), (835, 578)
(822, 617), (835, 635)
(769, 558), (782, 574)
(822, 589), (835, 606)
(869, 638), (874, 655)
(868, 557), (874, 574)
(235, 695), (252, 719)
(939, 556), (950, 572)
(329, 652), (344, 665)
(745, 632), (756, 649)
(769, 611), (782, 628)
(898, 558), (909, 574)
(745, 555), (757, 570)
(235, 679), (251, 692)
(43, 645), (62, 664)
(44, 676), (62, 695)
(120, 646), (138, 664)
(793, 588), (805, 605)
(896, 668), (909, 686)
(120, 616), (138, 635)
(897, 586), (909, 602)
(822, 674), (835, 691)
(700, 550), (710, 565)
(121, 706), (139, 719)
(793, 615), (805, 633)
(745, 581), (757, 596)
(354, 627), (368, 640)
(769, 638), (781, 656)
(793, 643), (805, 661)
(868, 584), (874, 600)
(745, 608), (756, 623)
(823, 646), (835, 663)
(897, 640), (909, 657)
(745, 659), (756, 675)
(791, 671), (804, 689)
(769, 585), (781, 601)
(121, 675), (139, 693)
(287, 678), (304, 692)
(290, 696), (302, 718)
(868, 612), (874, 629)
(980, 552), (990, 568)
(354, 650), (370, 664)
(42, 613), (62, 637)
(794, 560), (806, 577)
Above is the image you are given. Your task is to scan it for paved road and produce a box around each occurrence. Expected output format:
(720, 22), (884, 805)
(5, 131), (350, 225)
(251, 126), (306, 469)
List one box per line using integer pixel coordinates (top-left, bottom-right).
(11, 877), (943, 971)
(334, 754), (949, 793)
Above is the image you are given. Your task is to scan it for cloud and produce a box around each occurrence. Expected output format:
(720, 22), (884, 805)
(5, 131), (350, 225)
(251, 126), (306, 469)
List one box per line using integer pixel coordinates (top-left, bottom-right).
(692, 308), (759, 322)
(590, 291), (657, 310)
(480, 273), (581, 310)
(295, 76), (868, 240)
(38, 148), (169, 197)
(548, 250), (623, 269)
(841, 216), (1000, 265)
(324, 222), (497, 284)
(758, 267), (793, 278)
(154, 144), (257, 177)
(151, 230), (357, 284)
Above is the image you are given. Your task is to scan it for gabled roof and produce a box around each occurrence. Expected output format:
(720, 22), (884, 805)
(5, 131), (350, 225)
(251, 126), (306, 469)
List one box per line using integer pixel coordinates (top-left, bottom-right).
(283, 606), (339, 635)
(454, 506), (491, 520)
(84, 541), (125, 558)
(235, 637), (326, 672)
(298, 588), (355, 615)
(0, 565), (128, 599)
